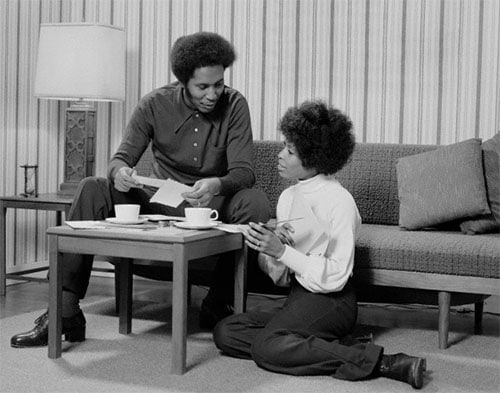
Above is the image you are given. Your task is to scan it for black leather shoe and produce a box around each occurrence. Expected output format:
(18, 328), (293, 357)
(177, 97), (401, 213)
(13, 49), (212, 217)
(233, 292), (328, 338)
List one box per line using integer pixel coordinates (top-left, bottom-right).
(199, 299), (233, 330)
(10, 310), (86, 348)
(378, 353), (426, 389)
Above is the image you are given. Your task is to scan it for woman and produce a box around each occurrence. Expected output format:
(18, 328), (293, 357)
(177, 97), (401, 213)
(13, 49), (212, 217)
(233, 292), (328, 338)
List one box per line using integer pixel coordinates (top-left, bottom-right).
(213, 100), (426, 389)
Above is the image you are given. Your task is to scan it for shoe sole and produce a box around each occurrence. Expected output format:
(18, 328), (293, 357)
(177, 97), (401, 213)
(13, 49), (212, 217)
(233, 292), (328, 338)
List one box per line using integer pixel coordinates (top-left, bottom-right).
(409, 358), (426, 389)
(11, 336), (86, 348)
(11, 342), (48, 348)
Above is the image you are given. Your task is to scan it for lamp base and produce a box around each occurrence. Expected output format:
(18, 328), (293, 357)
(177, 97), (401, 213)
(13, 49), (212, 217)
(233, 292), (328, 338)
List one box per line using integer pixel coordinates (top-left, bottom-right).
(59, 181), (80, 194)
(63, 102), (96, 193)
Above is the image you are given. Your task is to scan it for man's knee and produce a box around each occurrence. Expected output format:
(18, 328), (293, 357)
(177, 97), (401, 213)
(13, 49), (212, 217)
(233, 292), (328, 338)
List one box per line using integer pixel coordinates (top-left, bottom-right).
(76, 176), (110, 197)
(225, 188), (271, 223)
(69, 177), (113, 220)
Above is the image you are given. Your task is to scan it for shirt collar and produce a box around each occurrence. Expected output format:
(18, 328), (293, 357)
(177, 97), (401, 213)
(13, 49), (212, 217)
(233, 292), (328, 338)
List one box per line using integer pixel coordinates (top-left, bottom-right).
(173, 85), (224, 133)
(296, 174), (338, 193)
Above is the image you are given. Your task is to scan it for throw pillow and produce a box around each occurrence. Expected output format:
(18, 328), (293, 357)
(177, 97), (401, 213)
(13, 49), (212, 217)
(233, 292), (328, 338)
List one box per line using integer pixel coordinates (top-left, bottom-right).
(396, 138), (491, 230)
(458, 132), (500, 234)
(459, 215), (500, 235)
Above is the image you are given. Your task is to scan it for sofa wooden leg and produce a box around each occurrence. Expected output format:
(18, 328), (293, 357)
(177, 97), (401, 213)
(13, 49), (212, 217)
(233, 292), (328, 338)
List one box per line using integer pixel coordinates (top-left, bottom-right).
(474, 301), (484, 334)
(438, 291), (451, 349)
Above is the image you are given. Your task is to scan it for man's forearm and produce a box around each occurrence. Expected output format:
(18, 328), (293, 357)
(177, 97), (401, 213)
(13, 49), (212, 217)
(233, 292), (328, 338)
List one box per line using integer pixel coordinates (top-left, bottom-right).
(218, 167), (255, 195)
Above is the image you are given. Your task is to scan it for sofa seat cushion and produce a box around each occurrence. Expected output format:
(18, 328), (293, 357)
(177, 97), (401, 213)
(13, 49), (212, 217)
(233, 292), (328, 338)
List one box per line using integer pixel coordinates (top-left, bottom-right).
(355, 224), (500, 278)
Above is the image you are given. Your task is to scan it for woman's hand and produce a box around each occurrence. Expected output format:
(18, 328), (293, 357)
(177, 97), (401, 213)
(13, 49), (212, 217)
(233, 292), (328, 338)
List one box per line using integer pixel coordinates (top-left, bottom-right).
(273, 223), (295, 247)
(244, 222), (288, 259)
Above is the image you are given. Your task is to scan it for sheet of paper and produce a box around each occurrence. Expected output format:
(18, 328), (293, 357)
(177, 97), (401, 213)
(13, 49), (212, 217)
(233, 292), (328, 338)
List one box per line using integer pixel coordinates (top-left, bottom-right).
(217, 223), (249, 235)
(65, 220), (106, 229)
(149, 179), (192, 207)
(139, 214), (185, 221)
(64, 221), (158, 230)
(132, 175), (167, 189)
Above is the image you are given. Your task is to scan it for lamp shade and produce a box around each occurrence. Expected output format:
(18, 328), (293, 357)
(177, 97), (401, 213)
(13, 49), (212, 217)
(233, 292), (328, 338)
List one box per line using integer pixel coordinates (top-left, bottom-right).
(34, 23), (126, 102)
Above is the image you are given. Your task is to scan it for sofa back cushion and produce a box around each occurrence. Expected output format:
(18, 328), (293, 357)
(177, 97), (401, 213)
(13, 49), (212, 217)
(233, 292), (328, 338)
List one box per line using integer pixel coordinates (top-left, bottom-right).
(253, 140), (295, 215)
(336, 143), (437, 225)
(252, 141), (438, 224)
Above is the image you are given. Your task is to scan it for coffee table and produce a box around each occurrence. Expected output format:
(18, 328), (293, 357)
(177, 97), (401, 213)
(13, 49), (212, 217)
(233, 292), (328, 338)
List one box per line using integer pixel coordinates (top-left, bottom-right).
(46, 224), (247, 374)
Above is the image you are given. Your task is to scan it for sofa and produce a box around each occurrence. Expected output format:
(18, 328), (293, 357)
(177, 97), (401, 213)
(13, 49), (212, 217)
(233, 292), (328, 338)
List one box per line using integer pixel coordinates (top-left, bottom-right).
(129, 138), (500, 349)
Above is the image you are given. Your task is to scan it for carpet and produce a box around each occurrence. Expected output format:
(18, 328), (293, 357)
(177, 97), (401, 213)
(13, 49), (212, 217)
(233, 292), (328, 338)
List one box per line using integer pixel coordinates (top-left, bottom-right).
(1, 297), (499, 393)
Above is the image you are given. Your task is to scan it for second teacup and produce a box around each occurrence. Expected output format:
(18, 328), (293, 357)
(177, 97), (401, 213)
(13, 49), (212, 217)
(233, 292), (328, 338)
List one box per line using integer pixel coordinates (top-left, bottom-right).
(184, 207), (218, 226)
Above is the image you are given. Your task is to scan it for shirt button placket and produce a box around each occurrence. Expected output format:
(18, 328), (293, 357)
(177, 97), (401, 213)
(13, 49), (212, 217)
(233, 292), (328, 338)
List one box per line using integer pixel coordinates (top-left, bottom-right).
(193, 114), (200, 164)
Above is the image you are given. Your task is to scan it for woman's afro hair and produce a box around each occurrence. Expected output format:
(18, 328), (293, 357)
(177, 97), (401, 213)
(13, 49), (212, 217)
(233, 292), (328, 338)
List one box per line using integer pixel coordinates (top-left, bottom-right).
(279, 100), (355, 175)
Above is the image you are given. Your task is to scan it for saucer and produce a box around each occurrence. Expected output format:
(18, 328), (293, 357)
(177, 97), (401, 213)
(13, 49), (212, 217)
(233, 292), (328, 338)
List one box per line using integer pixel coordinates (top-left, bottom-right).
(105, 217), (149, 225)
(174, 221), (219, 230)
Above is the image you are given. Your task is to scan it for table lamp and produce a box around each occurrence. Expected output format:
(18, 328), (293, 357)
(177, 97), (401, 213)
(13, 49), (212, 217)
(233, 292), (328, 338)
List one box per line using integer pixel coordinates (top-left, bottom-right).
(34, 23), (126, 193)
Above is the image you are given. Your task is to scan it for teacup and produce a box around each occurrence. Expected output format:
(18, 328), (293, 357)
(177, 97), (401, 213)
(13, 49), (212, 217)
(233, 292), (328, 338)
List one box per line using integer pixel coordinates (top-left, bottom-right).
(184, 207), (218, 226)
(114, 204), (140, 221)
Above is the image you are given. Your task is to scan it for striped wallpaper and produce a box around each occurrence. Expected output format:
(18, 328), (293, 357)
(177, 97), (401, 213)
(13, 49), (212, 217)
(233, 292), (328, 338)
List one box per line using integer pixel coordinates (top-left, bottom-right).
(1, 0), (499, 270)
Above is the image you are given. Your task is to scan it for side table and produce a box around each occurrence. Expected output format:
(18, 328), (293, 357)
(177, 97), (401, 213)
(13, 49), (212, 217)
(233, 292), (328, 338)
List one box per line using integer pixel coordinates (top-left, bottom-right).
(0, 193), (74, 295)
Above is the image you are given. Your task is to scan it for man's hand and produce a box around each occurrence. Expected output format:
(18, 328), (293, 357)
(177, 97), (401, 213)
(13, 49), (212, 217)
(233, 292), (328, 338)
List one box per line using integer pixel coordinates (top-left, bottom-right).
(114, 167), (143, 192)
(181, 177), (221, 207)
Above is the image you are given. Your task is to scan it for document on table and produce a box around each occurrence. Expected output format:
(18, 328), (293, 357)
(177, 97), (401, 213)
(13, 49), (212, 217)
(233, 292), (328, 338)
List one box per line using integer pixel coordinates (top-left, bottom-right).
(65, 220), (105, 229)
(133, 175), (193, 207)
(64, 220), (158, 230)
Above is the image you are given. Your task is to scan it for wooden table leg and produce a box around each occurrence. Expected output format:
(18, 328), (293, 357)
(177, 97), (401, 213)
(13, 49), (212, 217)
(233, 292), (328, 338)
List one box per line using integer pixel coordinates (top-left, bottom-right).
(171, 244), (188, 375)
(233, 244), (247, 314)
(48, 234), (62, 359)
(118, 259), (132, 334)
(0, 200), (6, 296)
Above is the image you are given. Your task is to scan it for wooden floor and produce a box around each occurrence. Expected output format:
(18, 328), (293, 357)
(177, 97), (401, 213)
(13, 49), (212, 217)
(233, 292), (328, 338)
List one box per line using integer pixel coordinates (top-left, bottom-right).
(1, 275), (499, 340)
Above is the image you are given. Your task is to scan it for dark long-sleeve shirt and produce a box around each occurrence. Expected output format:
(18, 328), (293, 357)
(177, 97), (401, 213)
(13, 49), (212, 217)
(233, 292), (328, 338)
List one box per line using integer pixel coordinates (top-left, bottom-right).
(108, 82), (255, 195)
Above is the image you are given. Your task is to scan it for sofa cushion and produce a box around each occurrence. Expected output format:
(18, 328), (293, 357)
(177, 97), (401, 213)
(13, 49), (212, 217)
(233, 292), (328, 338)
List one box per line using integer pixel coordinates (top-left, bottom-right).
(459, 133), (500, 234)
(355, 224), (500, 278)
(396, 138), (491, 230)
(483, 132), (500, 223)
(459, 215), (500, 235)
(253, 140), (295, 216)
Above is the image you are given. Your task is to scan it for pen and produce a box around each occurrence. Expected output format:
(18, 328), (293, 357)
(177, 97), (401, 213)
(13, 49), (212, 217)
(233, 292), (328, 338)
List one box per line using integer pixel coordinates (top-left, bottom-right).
(261, 217), (304, 230)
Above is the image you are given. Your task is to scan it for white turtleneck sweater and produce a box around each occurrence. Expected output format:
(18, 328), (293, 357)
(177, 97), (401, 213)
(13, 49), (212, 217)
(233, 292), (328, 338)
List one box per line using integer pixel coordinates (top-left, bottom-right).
(259, 174), (361, 293)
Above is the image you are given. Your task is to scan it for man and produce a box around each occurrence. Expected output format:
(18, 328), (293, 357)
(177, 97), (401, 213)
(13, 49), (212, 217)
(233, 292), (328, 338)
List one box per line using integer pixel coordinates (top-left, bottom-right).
(11, 32), (270, 348)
